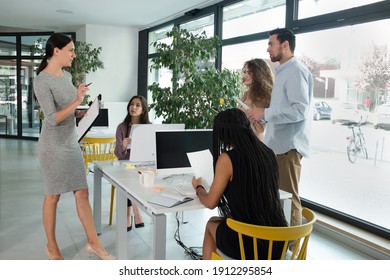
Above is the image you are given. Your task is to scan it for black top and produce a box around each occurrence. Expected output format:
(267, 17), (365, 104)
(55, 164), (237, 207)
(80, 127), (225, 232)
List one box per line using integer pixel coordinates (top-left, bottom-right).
(215, 149), (284, 259)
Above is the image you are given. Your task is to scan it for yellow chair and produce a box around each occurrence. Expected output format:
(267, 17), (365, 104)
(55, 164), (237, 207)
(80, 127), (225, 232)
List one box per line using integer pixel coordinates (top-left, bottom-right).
(80, 136), (117, 172)
(80, 136), (117, 225)
(212, 207), (317, 260)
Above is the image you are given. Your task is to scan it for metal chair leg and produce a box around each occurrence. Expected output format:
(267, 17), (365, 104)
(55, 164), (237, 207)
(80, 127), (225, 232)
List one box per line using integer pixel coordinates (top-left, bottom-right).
(109, 185), (115, 225)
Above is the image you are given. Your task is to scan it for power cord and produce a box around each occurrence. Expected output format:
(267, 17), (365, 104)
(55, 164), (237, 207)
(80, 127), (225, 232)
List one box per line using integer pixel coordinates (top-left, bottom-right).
(173, 212), (203, 260)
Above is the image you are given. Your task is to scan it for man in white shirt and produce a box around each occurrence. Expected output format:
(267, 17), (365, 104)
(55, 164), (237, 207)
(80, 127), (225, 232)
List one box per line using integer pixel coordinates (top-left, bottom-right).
(246, 28), (313, 226)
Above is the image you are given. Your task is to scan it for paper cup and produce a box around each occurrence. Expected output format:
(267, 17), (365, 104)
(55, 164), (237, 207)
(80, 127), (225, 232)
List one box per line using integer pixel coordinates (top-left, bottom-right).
(139, 171), (155, 187)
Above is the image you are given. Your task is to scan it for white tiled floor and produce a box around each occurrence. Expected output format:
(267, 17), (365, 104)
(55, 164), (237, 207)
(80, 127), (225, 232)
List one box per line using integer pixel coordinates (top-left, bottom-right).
(0, 138), (375, 260)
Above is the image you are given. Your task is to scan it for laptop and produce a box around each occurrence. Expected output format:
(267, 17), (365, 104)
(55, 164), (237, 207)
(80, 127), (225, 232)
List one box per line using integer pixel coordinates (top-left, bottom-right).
(129, 123), (185, 163)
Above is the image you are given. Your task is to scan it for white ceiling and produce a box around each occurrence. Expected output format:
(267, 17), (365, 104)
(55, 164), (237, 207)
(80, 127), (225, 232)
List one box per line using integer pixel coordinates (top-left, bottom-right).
(0, 0), (222, 32)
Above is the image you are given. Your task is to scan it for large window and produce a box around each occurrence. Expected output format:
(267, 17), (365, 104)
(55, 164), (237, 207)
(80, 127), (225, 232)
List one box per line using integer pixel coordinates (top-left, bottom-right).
(223, 0), (285, 40)
(0, 33), (52, 138)
(298, 0), (386, 19)
(143, 0), (390, 239)
(180, 14), (214, 36)
(148, 25), (174, 54)
(294, 20), (390, 230)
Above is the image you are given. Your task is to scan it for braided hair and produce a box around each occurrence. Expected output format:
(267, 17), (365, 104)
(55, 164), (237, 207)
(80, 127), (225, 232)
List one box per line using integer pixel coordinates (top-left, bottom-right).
(213, 108), (287, 227)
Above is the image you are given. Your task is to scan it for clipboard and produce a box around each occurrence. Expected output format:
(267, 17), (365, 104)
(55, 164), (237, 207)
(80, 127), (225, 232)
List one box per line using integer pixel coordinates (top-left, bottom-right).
(76, 94), (101, 142)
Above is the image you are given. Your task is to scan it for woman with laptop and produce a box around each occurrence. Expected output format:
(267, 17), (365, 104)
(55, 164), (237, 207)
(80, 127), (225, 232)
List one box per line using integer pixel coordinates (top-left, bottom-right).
(114, 95), (149, 231)
(192, 108), (288, 259)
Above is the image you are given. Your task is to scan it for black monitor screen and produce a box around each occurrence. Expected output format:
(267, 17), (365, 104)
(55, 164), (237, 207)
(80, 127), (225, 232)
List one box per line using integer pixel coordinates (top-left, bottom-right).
(155, 129), (213, 170)
(92, 108), (109, 127)
(76, 108), (108, 127)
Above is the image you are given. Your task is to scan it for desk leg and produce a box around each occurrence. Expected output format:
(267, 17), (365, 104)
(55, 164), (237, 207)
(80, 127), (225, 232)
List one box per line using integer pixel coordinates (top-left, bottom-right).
(152, 214), (167, 260)
(116, 187), (128, 260)
(93, 165), (102, 234)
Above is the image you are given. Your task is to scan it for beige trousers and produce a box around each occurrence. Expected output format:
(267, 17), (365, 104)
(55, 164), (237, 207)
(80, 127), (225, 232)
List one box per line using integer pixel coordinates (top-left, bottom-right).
(276, 149), (302, 226)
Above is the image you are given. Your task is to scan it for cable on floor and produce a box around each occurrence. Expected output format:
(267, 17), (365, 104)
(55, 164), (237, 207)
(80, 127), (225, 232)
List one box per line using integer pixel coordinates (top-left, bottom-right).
(173, 212), (203, 260)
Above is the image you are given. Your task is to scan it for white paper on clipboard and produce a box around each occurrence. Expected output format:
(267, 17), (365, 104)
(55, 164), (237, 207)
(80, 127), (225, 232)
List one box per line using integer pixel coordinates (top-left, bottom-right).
(76, 96), (100, 141)
(186, 149), (214, 188)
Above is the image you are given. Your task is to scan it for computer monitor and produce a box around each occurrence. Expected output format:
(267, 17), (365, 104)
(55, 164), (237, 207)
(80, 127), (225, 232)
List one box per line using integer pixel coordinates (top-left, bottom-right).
(155, 129), (213, 176)
(129, 123), (185, 163)
(92, 108), (109, 127)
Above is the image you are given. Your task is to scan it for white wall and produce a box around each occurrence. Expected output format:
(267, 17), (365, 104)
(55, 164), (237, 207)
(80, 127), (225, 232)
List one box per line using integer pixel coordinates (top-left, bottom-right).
(76, 24), (139, 103)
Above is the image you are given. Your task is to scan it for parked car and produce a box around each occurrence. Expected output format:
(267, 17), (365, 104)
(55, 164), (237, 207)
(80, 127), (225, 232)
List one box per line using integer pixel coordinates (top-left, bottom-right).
(373, 103), (390, 130)
(331, 102), (369, 124)
(312, 101), (332, 120)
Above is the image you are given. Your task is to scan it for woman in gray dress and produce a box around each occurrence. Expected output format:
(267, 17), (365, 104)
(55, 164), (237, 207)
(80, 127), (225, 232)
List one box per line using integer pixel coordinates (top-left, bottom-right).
(34, 33), (115, 260)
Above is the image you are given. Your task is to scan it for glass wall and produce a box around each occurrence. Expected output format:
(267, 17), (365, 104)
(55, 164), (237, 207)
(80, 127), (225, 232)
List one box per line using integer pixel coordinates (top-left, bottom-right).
(298, 0), (385, 19)
(0, 36), (17, 136)
(143, 0), (390, 238)
(180, 14), (215, 36)
(0, 62), (17, 136)
(295, 20), (390, 230)
(0, 33), (52, 138)
(222, 0), (285, 39)
(148, 25), (174, 54)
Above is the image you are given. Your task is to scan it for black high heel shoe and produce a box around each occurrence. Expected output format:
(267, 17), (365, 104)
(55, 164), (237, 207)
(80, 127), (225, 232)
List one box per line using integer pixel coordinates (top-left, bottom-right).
(134, 215), (144, 228)
(135, 222), (144, 228)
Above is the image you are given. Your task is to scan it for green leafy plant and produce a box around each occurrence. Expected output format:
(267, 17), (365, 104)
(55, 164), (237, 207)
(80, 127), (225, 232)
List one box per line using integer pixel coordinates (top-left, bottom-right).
(68, 41), (104, 88)
(148, 26), (241, 129)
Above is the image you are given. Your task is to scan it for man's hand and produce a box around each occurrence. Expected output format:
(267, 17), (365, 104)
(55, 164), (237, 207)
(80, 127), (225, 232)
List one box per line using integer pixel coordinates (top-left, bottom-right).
(246, 107), (264, 123)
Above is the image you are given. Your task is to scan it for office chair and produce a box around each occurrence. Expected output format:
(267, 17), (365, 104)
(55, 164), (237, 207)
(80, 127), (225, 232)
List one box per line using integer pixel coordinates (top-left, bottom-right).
(80, 136), (117, 172)
(80, 136), (117, 225)
(211, 207), (317, 260)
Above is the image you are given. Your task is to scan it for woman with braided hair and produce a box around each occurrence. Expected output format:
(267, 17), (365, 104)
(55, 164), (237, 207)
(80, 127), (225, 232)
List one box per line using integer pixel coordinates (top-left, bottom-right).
(192, 108), (287, 260)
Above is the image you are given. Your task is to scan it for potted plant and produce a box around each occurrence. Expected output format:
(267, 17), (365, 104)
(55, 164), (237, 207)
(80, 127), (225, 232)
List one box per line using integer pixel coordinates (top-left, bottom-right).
(148, 26), (241, 129)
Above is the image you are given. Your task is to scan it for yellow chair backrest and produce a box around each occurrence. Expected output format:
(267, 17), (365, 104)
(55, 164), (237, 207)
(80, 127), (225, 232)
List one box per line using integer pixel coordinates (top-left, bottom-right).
(80, 136), (117, 171)
(212, 207), (316, 260)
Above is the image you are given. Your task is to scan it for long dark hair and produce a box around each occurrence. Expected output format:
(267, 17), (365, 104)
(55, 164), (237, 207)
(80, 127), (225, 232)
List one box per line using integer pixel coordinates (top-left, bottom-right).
(213, 108), (287, 227)
(242, 58), (274, 107)
(36, 33), (72, 75)
(122, 95), (150, 136)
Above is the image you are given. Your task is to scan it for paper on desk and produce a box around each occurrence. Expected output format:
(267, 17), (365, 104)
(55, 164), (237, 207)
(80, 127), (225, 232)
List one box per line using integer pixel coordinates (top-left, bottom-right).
(186, 149), (213, 188)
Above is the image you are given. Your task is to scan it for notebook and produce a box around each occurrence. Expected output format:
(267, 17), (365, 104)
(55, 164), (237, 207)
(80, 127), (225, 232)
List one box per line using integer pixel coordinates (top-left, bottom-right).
(148, 192), (193, 208)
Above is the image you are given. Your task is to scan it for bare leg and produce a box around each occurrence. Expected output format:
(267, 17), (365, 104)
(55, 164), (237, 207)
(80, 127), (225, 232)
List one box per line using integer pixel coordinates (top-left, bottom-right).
(132, 203), (144, 225)
(74, 189), (110, 257)
(42, 194), (64, 260)
(202, 216), (222, 260)
(127, 206), (132, 228)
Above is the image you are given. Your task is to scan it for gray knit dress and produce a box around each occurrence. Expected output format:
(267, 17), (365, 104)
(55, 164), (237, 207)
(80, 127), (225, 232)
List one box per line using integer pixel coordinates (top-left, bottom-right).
(34, 71), (88, 195)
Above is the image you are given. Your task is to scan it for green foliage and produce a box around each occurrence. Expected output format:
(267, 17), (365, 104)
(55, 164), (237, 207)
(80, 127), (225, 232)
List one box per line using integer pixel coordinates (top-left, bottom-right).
(67, 41), (104, 87)
(148, 26), (241, 129)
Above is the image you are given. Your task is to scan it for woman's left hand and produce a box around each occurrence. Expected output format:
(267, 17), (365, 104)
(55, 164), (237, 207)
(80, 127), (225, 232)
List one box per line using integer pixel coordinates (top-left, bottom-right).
(192, 177), (203, 190)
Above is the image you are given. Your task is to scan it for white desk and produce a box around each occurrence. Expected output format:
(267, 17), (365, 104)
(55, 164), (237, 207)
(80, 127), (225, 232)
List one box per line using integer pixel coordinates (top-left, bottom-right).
(93, 161), (292, 260)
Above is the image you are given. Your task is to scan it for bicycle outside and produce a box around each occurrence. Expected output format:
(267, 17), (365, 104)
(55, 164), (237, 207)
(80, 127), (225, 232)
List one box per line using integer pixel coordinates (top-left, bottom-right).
(346, 120), (368, 163)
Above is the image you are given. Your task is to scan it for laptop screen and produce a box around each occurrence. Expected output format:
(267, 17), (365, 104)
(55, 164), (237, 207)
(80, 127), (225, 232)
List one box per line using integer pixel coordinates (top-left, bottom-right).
(155, 129), (213, 175)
